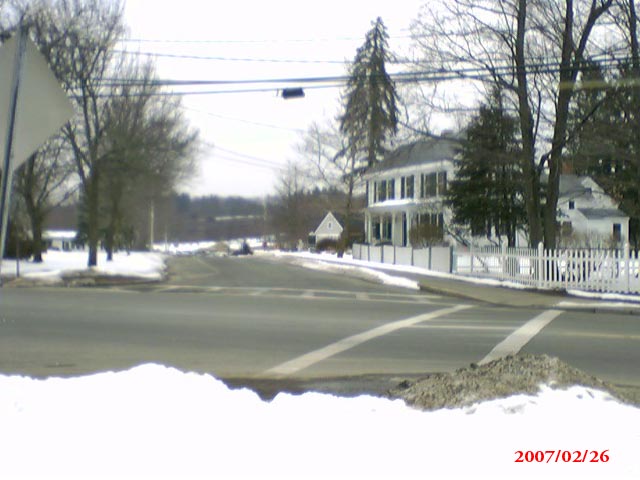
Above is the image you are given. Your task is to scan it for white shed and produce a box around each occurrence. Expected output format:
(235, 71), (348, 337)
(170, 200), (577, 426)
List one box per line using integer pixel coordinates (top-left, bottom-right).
(312, 212), (343, 244)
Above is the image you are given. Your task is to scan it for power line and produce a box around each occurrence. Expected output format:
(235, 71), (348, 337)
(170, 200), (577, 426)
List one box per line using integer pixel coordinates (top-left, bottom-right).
(201, 142), (286, 170)
(119, 34), (414, 45)
(182, 106), (305, 132)
(206, 153), (286, 171)
(114, 49), (421, 65)
(101, 54), (635, 88)
(71, 54), (636, 98)
(114, 49), (349, 65)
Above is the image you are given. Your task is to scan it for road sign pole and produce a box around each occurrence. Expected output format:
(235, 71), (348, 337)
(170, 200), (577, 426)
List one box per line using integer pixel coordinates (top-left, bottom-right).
(0, 27), (28, 282)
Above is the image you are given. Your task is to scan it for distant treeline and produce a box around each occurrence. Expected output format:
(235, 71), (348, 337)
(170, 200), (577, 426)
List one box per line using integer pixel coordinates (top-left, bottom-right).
(45, 190), (364, 247)
(46, 194), (266, 246)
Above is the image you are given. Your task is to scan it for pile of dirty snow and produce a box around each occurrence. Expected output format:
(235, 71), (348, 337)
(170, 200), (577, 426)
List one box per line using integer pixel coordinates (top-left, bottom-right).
(390, 354), (637, 410)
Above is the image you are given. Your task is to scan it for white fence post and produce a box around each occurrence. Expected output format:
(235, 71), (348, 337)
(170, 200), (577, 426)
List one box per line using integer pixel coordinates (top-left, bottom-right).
(470, 241), (474, 274)
(625, 242), (630, 294)
(537, 242), (544, 289)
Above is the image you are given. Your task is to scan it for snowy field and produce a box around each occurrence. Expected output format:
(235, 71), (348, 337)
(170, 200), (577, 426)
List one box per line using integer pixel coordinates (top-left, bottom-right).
(0, 364), (638, 479)
(0, 250), (166, 283)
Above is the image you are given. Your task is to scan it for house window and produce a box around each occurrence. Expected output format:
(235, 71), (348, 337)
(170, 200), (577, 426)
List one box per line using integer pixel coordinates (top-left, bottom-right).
(420, 172), (447, 198)
(328, 222), (332, 230)
(378, 180), (387, 202)
(569, 200), (575, 210)
(437, 172), (447, 195)
(387, 179), (395, 200)
(613, 223), (622, 242)
(401, 176), (414, 199)
(425, 173), (437, 197)
(406, 175), (414, 198)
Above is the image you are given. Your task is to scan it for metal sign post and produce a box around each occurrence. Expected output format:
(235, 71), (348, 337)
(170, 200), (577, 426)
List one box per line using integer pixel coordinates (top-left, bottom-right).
(0, 28), (27, 281)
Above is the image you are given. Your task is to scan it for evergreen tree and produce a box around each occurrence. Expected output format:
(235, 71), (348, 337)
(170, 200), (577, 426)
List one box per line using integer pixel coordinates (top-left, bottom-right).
(340, 17), (399, 167)
(448, 89), (526, 247)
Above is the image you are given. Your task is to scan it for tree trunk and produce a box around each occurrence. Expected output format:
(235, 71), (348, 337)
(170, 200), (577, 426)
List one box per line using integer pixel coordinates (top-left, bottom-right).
(29, 210), (44, 263)
(515, 0), (543, 247)
(338, 176), (355, 258)
(86, 170), (100, 267)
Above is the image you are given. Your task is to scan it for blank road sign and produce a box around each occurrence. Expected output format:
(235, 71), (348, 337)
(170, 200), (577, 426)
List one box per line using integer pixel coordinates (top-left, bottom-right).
(0, 34), (74, 171)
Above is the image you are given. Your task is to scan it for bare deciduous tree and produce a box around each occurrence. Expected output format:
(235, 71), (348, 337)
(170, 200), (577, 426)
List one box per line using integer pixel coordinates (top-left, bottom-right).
(27, 0), (125, 266)
(412, 0), (615, 248)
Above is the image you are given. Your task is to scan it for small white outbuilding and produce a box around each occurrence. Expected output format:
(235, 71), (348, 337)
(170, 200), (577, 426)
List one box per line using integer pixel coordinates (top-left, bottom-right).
(310, 212), (343, 245)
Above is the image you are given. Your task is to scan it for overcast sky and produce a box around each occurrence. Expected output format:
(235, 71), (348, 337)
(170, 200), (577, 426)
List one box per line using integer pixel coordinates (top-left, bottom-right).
(122, 0), (426, 198)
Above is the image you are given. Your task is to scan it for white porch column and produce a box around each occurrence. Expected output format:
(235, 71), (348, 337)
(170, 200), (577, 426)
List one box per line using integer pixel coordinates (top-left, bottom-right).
(391, 213), (395, 245)
(407, 212), (414, 247)
(364, 212), (371, 243)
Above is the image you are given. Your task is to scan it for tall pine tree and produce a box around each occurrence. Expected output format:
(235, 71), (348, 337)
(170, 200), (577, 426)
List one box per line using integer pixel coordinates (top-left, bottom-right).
(340, 17), (399, 167)
(448, 89), (526, 247)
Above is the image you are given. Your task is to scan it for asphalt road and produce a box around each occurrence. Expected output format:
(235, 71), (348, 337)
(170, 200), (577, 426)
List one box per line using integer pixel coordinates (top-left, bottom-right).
(1, 253), (639, 397)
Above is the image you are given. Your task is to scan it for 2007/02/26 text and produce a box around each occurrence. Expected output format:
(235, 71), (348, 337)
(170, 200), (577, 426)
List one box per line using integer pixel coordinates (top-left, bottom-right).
(515, 450), (609, 463)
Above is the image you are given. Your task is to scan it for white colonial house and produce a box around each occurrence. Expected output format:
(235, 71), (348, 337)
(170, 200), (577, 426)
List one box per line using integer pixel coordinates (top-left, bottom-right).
(556, 174), (629, 247)
(362, 135), (629, 249)
(363, 137), (459, 247)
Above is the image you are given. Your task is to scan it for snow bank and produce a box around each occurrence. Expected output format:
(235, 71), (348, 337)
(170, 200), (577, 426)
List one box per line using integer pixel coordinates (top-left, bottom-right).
(296, 258), (420, 290)
(0, 364), (638, 479)
(1, 250), (166, 282)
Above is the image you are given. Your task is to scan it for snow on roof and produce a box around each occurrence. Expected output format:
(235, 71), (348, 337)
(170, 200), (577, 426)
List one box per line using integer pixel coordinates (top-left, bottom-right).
(43, 229), (77, 240)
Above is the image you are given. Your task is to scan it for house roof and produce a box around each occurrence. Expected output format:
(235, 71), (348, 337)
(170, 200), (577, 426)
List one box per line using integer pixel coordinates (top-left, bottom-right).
(313, 212), (342, 235)
(578, 208), (628, 220)
(365, 136), (461, 175)
(310, 211), (364, 237)
(558, 174), (596, 197)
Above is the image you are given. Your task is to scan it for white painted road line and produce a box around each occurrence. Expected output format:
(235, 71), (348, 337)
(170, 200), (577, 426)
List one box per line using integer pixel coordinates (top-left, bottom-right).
(479, 309), (563, 365)
(263, 304), (472, 378)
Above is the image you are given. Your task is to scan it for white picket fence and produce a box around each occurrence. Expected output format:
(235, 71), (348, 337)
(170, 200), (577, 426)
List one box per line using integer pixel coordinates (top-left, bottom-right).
(455, 243), (640, 294)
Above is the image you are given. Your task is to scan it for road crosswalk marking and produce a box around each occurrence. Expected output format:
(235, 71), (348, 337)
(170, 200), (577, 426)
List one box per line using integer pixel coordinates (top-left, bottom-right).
(479, 309), (563, 365)
(263, 304), (473, 378)
(135, 284), (444, 305)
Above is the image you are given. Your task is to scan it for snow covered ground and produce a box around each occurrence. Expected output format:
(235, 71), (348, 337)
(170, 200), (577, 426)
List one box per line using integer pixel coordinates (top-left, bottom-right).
(1, 250), (166, 283)
(0, 364), (638, 479)
(1, 246), (639, 478)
